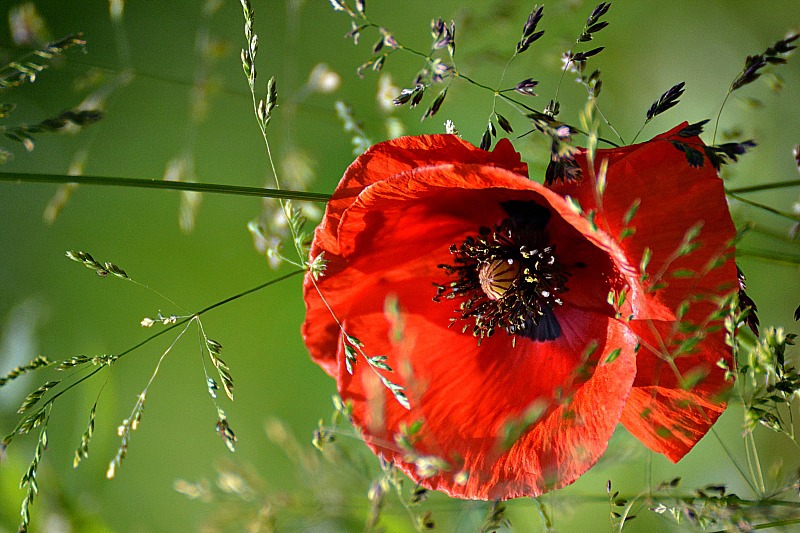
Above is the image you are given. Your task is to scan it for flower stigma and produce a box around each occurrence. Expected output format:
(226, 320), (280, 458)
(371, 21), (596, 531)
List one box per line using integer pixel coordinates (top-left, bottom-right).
(434, 200), (570, 343)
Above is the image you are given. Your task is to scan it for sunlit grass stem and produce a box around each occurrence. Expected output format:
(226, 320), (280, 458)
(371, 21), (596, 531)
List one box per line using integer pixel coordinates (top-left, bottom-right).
(0, 171), (331, 202)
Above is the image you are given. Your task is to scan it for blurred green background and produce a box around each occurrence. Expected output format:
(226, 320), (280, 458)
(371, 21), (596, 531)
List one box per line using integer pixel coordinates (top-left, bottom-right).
(1, 1), (799, 531)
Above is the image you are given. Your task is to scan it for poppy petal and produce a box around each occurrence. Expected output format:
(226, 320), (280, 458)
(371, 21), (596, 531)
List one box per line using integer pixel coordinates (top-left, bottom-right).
(305, 136), (527, 376)
(319, 134), (527, 254)
(339, 306), (637, 499)
(550, 124), (737, 461)
(305, 161), (642, 498)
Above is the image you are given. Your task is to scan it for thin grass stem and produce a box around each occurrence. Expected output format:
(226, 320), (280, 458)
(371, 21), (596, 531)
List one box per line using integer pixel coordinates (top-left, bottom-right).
(0, 171), (331, 203)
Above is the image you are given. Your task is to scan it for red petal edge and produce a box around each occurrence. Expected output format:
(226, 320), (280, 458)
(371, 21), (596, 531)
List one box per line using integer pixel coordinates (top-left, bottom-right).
(550, 124), (738, 461)
(304, 135), (527, 377)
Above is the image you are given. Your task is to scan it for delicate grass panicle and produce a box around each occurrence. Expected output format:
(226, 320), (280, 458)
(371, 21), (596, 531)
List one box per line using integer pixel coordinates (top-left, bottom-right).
(1, 250), (270, 530)
(0, 34), (99, 162)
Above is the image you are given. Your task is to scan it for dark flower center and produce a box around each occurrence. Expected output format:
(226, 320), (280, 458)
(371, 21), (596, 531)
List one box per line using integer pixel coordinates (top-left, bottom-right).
(433, 200), (570, 342)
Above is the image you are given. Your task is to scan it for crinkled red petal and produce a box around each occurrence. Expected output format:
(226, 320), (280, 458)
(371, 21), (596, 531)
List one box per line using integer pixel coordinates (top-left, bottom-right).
(304, 136), (526, 377)
(317, 134), (527, 255)
(339, 307), (637, 499)
(550, 124), (737, 461)
(304, 160), (641, 499)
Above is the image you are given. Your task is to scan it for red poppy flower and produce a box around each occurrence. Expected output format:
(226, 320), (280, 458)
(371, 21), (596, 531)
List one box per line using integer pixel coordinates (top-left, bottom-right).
(302, 125), (737, 500)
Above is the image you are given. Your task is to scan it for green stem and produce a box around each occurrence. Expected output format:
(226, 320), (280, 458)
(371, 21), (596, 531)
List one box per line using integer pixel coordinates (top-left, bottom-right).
(727, 191), (800, 222)
(194, 269), (304, 316)
(125, 268), (305, 358)
(713, 517), (800, 532)
(0, 171), (331, 203)
(2, 366), (103, 443)
(397, 44), (430, 61)
(737, 249), (800, 266)
(711, 426), (760, 494)
(748, 431), (767, 495)
(2, 269), (305, 446)
(497, 93), (621, 148)
(630, 119), (649, 145)
(746, 223), (800, 245)
(592, 101), (625, 145)
(726, 179), (800, 194)
(453, 71), (496, 93)
(712, 91), (732, 146)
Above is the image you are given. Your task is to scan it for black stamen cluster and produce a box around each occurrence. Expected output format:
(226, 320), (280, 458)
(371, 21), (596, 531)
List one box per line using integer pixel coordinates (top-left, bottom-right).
(433, 202), (569, 343)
